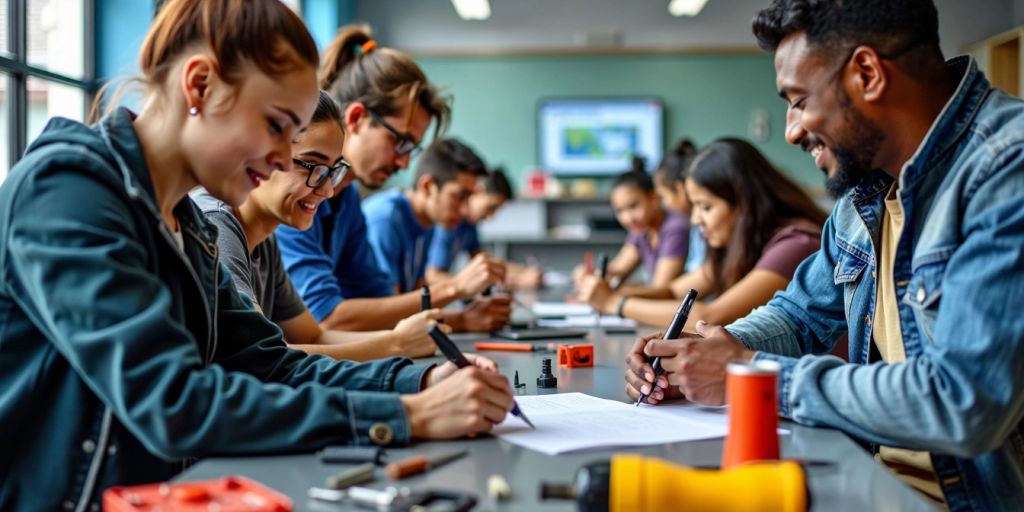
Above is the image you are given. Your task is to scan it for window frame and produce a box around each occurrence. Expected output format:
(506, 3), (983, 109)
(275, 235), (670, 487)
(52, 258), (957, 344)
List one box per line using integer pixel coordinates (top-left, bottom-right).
(1, 0), (95, 172)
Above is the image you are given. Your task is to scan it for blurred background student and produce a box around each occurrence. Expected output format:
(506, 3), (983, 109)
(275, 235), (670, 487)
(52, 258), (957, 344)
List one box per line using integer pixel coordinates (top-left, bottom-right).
(652, 139), (705, 275)
(573, 156), (691, 291)
(579, 138), (826, 329)
(426, 167), (544, 290)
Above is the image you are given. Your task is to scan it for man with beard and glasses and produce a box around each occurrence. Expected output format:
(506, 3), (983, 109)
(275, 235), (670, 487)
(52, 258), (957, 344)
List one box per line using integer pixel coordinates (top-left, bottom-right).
(623, 1), (1024, 509)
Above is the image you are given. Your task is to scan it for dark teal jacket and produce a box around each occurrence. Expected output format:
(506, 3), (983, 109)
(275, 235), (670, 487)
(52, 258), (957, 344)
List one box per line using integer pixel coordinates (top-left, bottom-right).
(0, 108), (428, 512)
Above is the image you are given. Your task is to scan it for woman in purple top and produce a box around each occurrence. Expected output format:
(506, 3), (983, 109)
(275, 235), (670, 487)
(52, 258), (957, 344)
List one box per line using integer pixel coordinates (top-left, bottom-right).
(574, 160), (690, 289)
(580, 138), (827, 329)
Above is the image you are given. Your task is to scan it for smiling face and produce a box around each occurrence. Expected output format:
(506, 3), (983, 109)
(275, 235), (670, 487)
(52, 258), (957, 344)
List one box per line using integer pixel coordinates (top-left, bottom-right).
(611, 184), (660, 234)
(249, 120), (345, 230)
(343, 98), (432, 189)
(685, 178), (737, 249)
(775, 32), (885, 198)
(181, 55), (319, 208)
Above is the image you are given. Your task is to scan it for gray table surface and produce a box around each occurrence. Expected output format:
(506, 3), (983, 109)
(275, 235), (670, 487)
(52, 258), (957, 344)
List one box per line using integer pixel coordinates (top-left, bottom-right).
(178, 314), (935, 511)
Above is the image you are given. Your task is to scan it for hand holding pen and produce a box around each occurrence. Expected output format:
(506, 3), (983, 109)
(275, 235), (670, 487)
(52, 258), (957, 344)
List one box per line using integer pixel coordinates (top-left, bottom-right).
(428, 326), (536, 429)
(401, 337), (520, 440)
(632, 289), (699, 406)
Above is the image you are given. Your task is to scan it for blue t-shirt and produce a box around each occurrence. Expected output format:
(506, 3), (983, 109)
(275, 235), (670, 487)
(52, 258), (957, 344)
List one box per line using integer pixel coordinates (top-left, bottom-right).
(685, 228), (707, 273)
(276, 185), (393, 322)
(427, 220), (481, 272)
(362, 189), (435, 294)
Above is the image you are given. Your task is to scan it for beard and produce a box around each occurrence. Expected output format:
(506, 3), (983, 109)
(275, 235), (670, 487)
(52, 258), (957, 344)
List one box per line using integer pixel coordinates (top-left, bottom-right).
(823, 89), (885, 199)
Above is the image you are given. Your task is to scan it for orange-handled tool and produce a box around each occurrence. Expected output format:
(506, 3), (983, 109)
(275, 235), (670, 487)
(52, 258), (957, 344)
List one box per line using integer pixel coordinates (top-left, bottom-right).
(474, 342), (552, 352)
(385, 450), (469, 480)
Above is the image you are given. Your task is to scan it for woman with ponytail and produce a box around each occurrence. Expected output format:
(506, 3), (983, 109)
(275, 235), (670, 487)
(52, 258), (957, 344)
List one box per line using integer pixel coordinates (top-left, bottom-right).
(0, 4), (513, 510)
(278, 24), (511, 334)
(654, 138), (705, 273)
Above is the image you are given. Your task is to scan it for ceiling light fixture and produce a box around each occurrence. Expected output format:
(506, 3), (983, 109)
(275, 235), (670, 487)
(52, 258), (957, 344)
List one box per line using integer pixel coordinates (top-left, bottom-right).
(451, 0), (491, 20)
(668, 0), (709, 17)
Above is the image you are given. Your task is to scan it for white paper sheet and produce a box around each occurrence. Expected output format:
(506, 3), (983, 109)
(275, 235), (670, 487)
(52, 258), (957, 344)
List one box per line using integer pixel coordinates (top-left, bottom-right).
(531, 302), (595, 317)
(536, 315), (637, 329)
(640, 401), (790, 435)
(494, 393), (732, 455)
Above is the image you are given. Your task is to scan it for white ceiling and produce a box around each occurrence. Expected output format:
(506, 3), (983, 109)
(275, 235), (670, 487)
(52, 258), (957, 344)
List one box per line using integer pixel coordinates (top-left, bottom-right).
(357, 0), (1022, 57)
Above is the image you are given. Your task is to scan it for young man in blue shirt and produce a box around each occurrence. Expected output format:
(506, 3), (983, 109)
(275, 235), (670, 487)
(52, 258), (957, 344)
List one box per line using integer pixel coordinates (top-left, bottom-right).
(425, 168), (543, 290)
(628, 1), (1024, 509)
(363, 139), (512, 332)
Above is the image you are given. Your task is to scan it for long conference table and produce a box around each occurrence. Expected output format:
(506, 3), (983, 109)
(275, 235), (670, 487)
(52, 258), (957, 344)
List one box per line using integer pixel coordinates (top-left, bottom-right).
(178, 298), (935, 511)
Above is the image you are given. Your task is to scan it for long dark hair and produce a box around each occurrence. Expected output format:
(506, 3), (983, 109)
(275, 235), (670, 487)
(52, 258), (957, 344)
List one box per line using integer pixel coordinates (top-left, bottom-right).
(654, 138), (698, 186)
(690, 138), (827, 293)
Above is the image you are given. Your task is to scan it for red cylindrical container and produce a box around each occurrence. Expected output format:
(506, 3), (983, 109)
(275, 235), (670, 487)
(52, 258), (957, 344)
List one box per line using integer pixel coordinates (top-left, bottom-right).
(721, 360), (781, 468)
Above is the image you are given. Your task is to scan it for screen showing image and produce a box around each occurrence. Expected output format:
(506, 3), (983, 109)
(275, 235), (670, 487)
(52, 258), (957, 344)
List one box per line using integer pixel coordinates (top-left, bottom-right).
(539, 99), (663, 176)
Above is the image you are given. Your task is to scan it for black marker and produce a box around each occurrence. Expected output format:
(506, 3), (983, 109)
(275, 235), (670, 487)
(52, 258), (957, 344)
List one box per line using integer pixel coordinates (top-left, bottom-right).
(427, 325), (536, 429)
(594, 253), (609, 329)
(635, 288), (698, 406)
(421, 286), (432, 311)
(596, 253), (609, 279)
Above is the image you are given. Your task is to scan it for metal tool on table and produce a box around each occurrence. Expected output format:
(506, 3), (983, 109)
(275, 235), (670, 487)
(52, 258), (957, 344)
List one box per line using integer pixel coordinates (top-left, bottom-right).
(320, 445), (386, 465)
(308, 485), (477, 511)
(325, 462), (376, 490)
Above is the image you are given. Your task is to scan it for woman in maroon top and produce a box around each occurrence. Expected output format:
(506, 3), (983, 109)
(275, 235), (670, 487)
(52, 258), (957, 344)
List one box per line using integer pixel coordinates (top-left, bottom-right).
(580, 138), (827, 328)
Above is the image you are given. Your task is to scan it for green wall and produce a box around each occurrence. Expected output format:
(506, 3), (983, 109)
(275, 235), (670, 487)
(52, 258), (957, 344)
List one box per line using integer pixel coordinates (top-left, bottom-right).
(392, 53), (821, 193)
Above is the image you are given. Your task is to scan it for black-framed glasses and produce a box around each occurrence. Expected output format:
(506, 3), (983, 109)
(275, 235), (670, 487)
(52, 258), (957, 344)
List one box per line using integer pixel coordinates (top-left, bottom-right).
(366, 109), (423, 157)
(292, 158), (351, 189)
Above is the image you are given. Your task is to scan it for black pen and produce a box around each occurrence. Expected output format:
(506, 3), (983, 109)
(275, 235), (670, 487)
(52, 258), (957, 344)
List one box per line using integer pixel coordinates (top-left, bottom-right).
(421, 286), (432, 311)
(427, 325), (536, 429)
(636, 288), (699, 406)
(594, 253), (609, 329)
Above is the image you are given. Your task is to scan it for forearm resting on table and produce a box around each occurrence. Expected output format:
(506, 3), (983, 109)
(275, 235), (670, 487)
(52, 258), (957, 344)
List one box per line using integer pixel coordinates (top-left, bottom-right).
(319, 283), (461, 331)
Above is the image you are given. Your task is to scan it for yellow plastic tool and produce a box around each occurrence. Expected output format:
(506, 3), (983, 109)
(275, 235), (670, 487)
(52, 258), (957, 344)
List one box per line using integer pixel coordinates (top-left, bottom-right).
(609, 455), (808, 512)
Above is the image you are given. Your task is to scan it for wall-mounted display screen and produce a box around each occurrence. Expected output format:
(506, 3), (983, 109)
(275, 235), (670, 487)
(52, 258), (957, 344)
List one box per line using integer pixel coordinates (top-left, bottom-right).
(538, 98), (664, 176)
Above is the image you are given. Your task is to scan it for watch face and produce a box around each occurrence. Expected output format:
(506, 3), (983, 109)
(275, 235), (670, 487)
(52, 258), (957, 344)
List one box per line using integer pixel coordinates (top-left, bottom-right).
(369, 423), (394, 446)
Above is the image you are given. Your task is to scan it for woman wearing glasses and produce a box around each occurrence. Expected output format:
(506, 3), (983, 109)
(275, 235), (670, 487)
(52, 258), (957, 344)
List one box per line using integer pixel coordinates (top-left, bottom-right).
(192, 92), (444, 361)
(277, 24), (511, 333)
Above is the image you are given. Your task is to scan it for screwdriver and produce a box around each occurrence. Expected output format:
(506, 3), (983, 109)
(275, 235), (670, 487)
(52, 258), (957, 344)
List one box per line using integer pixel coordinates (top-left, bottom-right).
(386, 449), (469, 480)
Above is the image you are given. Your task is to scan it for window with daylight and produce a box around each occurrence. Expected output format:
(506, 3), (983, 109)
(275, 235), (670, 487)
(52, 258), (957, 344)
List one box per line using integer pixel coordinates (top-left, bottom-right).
(1, 0), (92, 178)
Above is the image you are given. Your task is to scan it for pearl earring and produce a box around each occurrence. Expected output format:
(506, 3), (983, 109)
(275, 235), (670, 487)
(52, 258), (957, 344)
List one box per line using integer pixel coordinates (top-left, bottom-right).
(188, 106), (199, 117)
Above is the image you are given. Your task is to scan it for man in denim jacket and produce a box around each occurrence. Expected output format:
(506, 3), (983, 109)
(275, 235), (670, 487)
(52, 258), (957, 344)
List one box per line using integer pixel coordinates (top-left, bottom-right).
(630, 1), (1024, 509)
